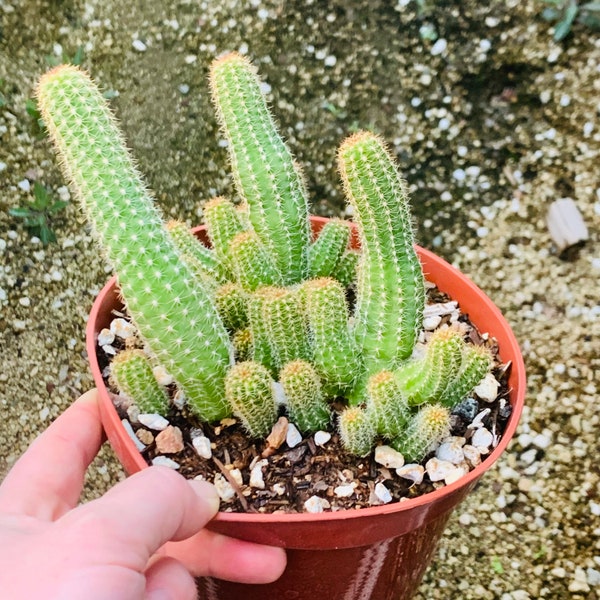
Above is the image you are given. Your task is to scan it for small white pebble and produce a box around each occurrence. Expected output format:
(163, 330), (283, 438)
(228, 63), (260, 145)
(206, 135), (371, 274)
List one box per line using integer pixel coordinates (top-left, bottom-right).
(138, 413), (169, 431)
(272, 482), (286, 496)
(192, 435), (212, 459)
(463, 444), (482, 467)
(18, 179), (31, 192)
(426, 457), (460, 482)
(314, 430), (331, 447)
(152, 365), (174, 386)
(173, 389), (186, 409)
(444, 463), (469, 485)
(178, 83), (190, 95)
(453, 168), (466, 182)
(396, 463), (425, 485)
(250, 459), (268, 489)
(304, 495), (330, 513)
(101, 344), (117, 356)
(324, 55), (337, 67)
(213, 474), (235, 502)
(374, 445), (405, 469)
(532, 433), (551, 449)
(423, 314), (442, 330)
(334, 483), (357, 498)
(126, 405), (140, 424)
(374, 482), (393, 504)
(430, 38), (447, 56)
(132, 39), (147, 52)
(471, 427), (494, 452)
(469, 408), (491, 429)
(286, 423), (302, 448)
(110, 318), (136, 339)
(39, 407), (50, 421)
(229, 468), (243, 487)
(152, 456), (180, 469)
(97, 328), (115, 346)
(436, 438), (465, 465)
(474, 373), (500, 402)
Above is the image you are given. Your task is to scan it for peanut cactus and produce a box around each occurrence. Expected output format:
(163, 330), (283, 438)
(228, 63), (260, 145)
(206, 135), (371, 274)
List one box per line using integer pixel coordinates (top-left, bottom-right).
(40, 57), (496, 467)
(279, 360), (331, 432)
(391, 404), (451, 463)
(210, 52), (311, 284)
(225, 361), (278, 438)
(338, 132), (425, 374)
(110, 349), (170, 416)
(37, 65), (233, 422)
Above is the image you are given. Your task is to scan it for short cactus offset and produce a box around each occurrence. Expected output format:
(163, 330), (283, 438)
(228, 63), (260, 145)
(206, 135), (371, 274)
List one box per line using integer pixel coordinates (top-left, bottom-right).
(304, 277), (361, 394)
(391, 404), (451, 463)
(229, 230), (282, 291)
(225, 361), (278, 438)
(308, 219), (351, 279)
(210, 52), (311, 284)
(338, 406), (377, 457)
(366, 370), (409, 439)
(279, 360), (331, 432)
(338, 132), (425, 374)
(203, 196), (247, 268)
(110, 349), (170, 416)
(37, 65), (232, 422)
(215, 282), (248, 331)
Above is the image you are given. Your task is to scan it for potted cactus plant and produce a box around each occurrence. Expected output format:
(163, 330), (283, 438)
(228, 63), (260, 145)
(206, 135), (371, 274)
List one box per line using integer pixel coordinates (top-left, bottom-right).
(37, 53), (525, 600)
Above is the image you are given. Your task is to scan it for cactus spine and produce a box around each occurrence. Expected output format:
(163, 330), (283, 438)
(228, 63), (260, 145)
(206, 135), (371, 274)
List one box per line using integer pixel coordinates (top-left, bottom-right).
(304, 277), (361, 394)
(279, 360), (331, 432)
(391, 404), (451, 463)
(37, 65), (233, 421)
(225, 361), (278, 438)
(209, 52), (311, 284)
(110, 349), (170, 416)
(338, 132), (425, 374)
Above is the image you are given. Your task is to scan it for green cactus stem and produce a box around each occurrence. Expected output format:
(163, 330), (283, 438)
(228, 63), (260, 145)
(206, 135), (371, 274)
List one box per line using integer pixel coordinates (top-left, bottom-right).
(203, 196), (247, 268)
(255, 286), (311, 373)
(338, 131), (425, 374)
(215, 282), (248, 331)
(338, 406), (376, 457)
(229, 230), (282, 291)
(37, 65), (233, 421)
(209, 52), (311, 284)
(166, 220), (229, 285)
(335, 250), (360, 289)
(279, 360), (331, 432)
(391, 404), (451, 463)
(247, 292), (275, 373)
(308, 219), (351, 279)
(440, 344), (492, 408)
(402, 328), (464, 406)
(110, 349), (170, 416)
(304, 277), (361, 395)
(366, 370), (409, 439)
(225, 361), (278, 438)
(233, 327), (253, 362)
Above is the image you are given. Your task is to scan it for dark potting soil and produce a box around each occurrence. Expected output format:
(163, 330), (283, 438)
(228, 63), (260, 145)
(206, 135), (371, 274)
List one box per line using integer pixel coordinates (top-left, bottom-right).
(100, 284), (512, 514)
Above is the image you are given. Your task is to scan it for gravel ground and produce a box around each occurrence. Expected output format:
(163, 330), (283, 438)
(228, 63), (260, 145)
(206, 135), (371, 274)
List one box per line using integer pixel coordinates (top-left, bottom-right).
(1, 1), (599, 598)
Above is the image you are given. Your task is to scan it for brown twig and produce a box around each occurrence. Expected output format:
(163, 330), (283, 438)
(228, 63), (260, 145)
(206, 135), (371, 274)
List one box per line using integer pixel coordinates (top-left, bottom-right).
(212, 455), (256, 513)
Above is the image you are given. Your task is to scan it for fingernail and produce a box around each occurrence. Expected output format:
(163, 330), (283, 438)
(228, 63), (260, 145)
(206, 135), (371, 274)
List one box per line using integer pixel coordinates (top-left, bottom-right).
(188, 479), (220, 515)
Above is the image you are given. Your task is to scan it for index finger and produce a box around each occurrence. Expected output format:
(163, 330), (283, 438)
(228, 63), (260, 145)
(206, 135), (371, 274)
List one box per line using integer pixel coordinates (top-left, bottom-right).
(0, 389), (104, 520)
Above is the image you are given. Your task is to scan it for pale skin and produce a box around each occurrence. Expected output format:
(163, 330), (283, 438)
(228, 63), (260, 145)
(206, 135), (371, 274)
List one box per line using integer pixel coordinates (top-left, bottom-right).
(0, 389), (287, 599)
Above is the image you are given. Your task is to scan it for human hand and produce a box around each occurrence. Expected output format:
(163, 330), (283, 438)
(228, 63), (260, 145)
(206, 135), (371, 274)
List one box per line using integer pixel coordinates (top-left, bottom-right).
(0, 389), (286, 599)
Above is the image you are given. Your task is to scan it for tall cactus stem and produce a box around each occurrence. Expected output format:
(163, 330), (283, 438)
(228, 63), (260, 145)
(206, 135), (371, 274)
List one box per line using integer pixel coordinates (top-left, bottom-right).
(209, 52), (311, 284)
(37, 65), (232, 421)
(338, 131), (425, 374)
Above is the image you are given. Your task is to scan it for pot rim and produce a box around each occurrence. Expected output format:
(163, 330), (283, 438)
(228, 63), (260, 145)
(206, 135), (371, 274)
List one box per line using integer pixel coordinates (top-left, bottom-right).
(87, 218), (525, 525)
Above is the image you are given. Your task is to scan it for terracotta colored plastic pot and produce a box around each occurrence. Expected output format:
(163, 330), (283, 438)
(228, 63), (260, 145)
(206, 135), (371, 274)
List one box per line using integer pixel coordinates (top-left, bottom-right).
(87, 217), (525, 600)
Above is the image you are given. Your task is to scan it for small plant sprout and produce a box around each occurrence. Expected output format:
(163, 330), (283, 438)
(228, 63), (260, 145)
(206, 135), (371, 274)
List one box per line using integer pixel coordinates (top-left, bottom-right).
(37, 54), (495, 464)
(9, 182), (68, 244)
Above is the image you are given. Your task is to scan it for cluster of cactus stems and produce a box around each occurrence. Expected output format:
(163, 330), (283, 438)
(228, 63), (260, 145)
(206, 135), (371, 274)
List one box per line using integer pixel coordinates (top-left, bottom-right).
(38, 53), (494, 464)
